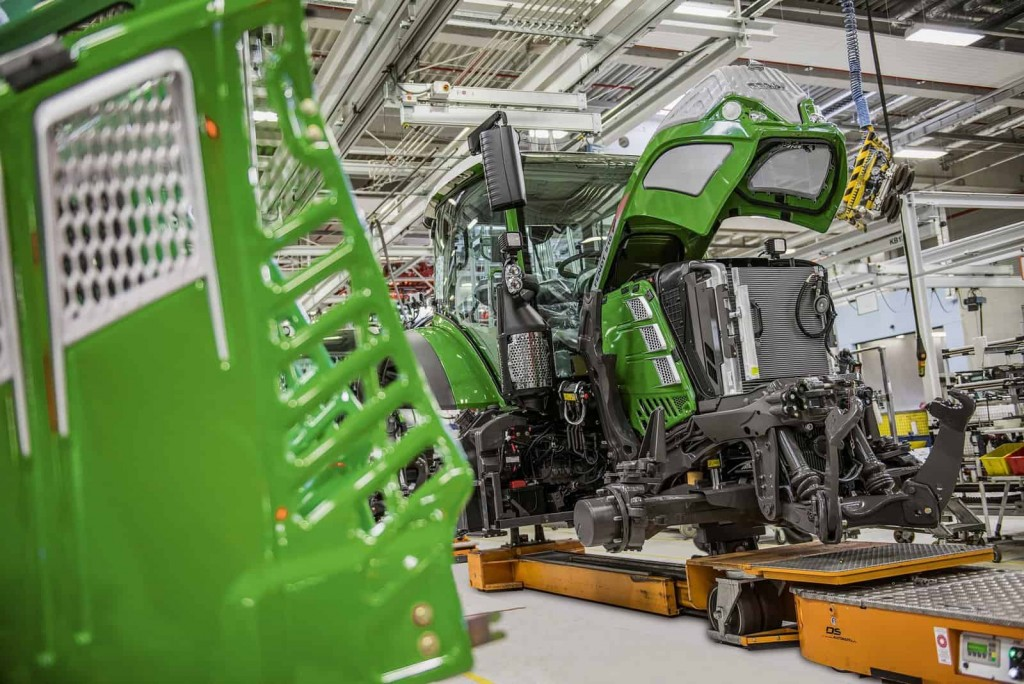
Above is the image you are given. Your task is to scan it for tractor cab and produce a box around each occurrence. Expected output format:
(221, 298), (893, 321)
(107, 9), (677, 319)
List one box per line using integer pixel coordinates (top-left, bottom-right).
(425, 154), (634, 381)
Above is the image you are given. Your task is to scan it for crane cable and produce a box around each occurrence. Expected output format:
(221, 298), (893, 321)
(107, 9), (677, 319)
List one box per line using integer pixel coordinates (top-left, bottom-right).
(841, 0), (928, 378)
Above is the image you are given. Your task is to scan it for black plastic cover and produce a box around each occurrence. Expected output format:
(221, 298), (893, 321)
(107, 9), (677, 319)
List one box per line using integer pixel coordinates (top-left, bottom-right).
(479, 125), (527, 212)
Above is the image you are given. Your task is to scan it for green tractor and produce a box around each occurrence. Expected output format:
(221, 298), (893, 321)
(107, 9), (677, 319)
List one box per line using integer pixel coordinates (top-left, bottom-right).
(410, 65), (974, 554)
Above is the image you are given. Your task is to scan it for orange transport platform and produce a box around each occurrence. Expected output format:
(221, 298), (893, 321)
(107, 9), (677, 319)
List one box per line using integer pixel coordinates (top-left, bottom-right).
(467, 539), (1001, 653)
(793, 568), (1024, 683)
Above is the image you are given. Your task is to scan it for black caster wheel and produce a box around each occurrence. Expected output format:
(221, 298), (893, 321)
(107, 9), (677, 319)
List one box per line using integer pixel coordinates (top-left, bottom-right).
(894, 529), (915, 543)
(707, 586), (760, 636)
(992, 546), (1003, 564)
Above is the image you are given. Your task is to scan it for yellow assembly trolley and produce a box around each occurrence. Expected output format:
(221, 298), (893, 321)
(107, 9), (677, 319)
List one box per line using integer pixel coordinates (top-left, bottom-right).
(469, 536), (1024, 681)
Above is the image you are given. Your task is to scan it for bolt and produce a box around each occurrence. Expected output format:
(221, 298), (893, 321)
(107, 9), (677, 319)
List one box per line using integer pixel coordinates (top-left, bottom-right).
(412, 603), (433, 627)
(299, 98), (318, 117)
(417, 632), (440, 658)
(924, 507), (933, 515)
(306, 124), (324, 142)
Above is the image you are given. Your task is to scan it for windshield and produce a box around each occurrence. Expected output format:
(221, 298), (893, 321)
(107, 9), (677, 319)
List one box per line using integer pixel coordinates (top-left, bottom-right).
(438, 159), (633, 375)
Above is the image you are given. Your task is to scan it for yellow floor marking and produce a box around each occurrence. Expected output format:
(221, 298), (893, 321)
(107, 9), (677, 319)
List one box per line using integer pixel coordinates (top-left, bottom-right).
(463, 672), (495, 684)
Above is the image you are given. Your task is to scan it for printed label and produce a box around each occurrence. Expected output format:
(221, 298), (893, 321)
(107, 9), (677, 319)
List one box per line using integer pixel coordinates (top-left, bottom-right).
(934, 627), (952, 665)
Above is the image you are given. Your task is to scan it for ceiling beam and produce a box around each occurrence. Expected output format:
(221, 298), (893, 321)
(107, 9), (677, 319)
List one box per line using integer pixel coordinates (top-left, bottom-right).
(512, 0), (682, 93)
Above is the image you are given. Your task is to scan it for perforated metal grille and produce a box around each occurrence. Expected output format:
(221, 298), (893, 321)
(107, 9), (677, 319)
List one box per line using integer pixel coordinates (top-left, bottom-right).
(36, 50), (227, 433)
(639, 324), (666, 352)
(652, 355), (680, 386)
(632, 395), (688, 427)
(763, 543), (976, 572)
(61, 3), (132, 35)
(794, 567), (1024, 628)
(626, 296), (652, 322)
(507, 332), (552, 390)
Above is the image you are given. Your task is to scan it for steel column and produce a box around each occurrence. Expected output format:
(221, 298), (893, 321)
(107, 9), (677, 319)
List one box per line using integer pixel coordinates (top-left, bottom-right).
(900, 194), (943, 402)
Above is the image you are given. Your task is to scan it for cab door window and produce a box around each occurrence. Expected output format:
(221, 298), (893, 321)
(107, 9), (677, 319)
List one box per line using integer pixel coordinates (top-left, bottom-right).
(447, 183), (506, 365)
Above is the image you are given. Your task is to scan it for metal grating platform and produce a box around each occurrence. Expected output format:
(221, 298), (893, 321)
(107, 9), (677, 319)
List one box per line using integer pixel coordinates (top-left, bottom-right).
(760, 543), (979, 573)
(793, 568), (1024, 628)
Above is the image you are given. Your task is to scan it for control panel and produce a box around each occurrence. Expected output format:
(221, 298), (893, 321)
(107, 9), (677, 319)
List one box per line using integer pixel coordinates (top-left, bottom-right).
(958, 632), (1024, 682)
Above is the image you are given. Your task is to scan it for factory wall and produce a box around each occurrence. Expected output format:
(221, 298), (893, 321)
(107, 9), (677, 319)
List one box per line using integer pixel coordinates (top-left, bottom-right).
(834, 289), (964, 411)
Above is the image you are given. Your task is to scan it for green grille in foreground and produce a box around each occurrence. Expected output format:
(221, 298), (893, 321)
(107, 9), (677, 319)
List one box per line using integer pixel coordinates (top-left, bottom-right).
(0, 1), (473, 682)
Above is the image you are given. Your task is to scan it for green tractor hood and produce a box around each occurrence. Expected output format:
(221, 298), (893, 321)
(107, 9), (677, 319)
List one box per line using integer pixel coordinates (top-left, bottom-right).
(597, 64), (847, 290)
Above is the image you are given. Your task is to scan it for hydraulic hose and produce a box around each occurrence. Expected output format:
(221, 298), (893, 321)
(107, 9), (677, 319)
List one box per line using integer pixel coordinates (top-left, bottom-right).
(841, 0), (872, 130)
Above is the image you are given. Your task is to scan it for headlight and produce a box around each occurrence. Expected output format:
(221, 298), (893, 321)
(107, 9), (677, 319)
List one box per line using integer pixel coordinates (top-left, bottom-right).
(504, 261), (524, 295)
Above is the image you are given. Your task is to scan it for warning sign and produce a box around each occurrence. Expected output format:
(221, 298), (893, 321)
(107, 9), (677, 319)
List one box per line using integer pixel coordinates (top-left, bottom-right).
(934, 627), (952, 665)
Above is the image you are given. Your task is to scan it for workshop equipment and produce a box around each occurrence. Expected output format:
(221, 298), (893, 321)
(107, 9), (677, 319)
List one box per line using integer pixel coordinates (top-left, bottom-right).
(793, 568), (1024, 683)
(834, 0), (914, 230)
(983, 444), (1024, 476)
(0, 2), (473, 682)
(468, 538), (996, 649)
(454, 535), (480, 563)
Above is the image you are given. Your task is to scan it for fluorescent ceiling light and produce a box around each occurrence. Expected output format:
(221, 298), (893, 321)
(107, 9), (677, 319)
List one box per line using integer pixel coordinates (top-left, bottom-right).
(675, 2), (732, 17)
(905, 25), (982, 47)
(894, 147), (947, 159)
(253, 110), (279, 123)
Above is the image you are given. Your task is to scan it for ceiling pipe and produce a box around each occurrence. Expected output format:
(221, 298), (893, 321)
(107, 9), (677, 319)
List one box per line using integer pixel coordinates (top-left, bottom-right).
(924, 0), (972, 23)
(976, 0), (1024, 29)
(894, 0), (945, 23)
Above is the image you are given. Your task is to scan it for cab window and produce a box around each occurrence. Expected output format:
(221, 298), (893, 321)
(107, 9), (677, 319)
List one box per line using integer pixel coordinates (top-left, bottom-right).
(444, 185), (506, 366)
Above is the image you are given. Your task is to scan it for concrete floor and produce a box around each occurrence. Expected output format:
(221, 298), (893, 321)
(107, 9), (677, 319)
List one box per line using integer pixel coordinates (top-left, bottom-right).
(447, 522), (1024, 684)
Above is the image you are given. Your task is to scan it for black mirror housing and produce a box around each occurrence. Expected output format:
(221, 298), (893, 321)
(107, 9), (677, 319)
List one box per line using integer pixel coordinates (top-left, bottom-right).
(468, 111), (527, 213)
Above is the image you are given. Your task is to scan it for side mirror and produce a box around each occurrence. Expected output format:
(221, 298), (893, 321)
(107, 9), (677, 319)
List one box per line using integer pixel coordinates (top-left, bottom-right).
(468, 111), (526, 212)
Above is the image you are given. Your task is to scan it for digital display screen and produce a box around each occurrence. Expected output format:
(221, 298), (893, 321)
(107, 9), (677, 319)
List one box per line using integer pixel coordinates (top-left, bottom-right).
(964, 638), (999, 666)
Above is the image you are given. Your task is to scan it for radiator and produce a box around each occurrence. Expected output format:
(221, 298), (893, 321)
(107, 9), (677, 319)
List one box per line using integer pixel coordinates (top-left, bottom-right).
(729, 265), (833, 393)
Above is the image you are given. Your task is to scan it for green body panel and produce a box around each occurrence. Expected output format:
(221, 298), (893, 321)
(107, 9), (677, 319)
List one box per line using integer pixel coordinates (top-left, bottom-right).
(597, 96), (847, 289)
(0, 2), (472, 683)
(417, 316), (504, 409)
(601, 280), (696, 433)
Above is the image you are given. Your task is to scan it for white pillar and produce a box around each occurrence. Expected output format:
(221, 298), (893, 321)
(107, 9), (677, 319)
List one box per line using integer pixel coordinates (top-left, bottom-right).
(900, 193), (943, 402)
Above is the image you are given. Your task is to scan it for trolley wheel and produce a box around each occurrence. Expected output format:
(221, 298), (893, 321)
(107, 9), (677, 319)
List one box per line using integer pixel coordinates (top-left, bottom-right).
(677, 524), (697, 540)
(992, 545), (1003, 564)
(707, 585), (766, 636)
(774, 528), (785, 545)
(754, 582), (784, 632)
(894, 529), (916, 543)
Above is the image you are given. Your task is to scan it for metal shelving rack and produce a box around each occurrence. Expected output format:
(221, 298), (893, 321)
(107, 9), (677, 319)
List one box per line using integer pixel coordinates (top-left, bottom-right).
(942, 336), (1024, 559)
